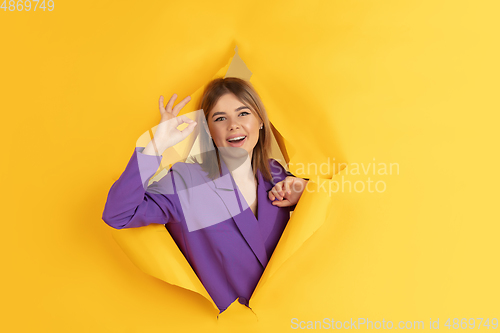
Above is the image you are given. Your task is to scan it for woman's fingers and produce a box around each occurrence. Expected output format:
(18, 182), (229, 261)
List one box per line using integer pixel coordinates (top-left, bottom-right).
(179, 121), (198, 140)
(159, 94), (192, 120)
(159, 95), (164, 113)
(176, 115), (197, 137)
(268, 177), (305, 206)
(270, 179), (293, 201)
(176, 114), (195, 124)
(172, 95), (191, 116)
(165, 94), (177, 113)
(269, 177), (297, 202)
(272, 198), (292, 207)
(270, 187), (283, 201)
(284, 177), (293, 195)
(274, 182), (284, 198)
(160, 94), (191, 116)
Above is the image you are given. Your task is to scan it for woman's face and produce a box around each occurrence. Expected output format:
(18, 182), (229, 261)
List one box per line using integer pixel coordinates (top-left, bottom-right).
(207, 93), (263, 159)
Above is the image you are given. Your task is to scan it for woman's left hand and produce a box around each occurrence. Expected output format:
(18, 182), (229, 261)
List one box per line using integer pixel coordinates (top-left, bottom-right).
(268, 176), (308, 207)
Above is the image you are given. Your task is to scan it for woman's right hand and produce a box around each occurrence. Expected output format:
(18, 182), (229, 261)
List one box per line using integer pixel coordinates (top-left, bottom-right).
(146, 94), (197, 154)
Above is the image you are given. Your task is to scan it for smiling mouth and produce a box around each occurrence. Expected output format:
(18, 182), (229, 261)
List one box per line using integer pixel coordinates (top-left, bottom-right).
(227, 136), (247, 146)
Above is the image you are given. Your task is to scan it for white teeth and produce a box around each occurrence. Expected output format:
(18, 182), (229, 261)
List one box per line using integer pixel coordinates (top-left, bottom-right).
(228, 136), (246, 142)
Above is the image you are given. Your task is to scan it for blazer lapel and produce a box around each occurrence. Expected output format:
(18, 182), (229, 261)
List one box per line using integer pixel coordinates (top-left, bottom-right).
(256, 169), (281, 243)
(207, 158), (269, 268)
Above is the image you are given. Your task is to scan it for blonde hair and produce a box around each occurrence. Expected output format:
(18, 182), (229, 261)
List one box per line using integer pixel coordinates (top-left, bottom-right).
(196, 77), (273, 182)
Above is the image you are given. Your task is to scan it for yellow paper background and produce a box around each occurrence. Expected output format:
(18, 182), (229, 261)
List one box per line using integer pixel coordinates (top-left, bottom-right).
(108, 49), (333, 317)
(1, 0), (499, 332)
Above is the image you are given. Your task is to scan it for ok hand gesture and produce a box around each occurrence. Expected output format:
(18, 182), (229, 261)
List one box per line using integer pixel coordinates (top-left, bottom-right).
(154, 94), (198, 150)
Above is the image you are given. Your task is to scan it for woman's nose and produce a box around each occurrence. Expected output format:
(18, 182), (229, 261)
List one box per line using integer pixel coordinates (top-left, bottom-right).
(228, 118), (240, 129)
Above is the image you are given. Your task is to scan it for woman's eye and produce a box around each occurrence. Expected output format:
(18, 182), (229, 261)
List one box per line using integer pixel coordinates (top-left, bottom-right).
(215, 112), (248, 122)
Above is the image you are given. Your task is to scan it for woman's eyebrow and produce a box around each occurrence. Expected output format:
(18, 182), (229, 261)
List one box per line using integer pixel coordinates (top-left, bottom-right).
(211, 105), (249, 118)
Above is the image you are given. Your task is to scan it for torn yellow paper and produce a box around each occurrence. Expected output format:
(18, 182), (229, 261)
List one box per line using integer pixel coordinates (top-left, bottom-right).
(251, 179), (333, 293)
(110, 45), (334, 315)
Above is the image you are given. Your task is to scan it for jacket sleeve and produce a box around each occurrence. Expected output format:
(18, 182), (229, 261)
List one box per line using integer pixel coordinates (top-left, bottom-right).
(102, 147), (186, 229)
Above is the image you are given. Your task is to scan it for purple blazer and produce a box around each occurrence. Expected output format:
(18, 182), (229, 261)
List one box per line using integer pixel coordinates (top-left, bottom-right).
(102, 147), (295, 312)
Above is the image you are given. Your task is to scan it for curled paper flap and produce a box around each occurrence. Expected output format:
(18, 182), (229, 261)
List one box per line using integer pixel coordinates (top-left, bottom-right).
(109, 46), (332, 314)
(251, 180), (333, 296)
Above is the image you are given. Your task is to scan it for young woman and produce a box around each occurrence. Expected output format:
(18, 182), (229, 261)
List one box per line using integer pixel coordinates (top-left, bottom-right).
(102, 77), (308, 313)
